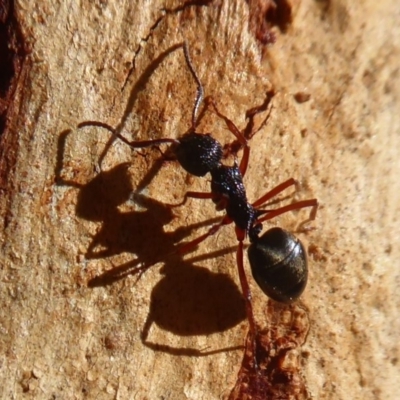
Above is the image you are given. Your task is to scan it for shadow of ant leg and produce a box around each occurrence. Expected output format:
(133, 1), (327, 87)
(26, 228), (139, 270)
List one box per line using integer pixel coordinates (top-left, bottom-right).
(169, 190), (214, 207)
(85, 234), (111, 259)
(142, 314), (243, 356)
(141, 333), (243, 357)
(141, 303), (243, 357)
(174, 215), (232, 256)
(87, 257), (147, 288)
(118, 217), (233, 291)
(55, 129), (84, 188)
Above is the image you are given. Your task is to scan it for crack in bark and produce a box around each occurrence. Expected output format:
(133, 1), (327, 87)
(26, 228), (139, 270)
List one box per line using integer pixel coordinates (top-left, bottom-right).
(122, 0), (213, 92)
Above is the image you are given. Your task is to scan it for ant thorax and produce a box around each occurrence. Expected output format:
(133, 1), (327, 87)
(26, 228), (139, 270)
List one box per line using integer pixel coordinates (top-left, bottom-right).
(210, 163), (257, 232)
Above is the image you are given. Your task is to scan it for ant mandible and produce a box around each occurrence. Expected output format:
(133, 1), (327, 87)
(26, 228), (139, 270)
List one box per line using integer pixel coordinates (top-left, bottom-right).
(81, 42), (318, 365)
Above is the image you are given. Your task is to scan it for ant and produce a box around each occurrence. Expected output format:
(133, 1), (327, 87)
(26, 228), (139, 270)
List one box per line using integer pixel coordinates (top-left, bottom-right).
(79, 42), (318, 367)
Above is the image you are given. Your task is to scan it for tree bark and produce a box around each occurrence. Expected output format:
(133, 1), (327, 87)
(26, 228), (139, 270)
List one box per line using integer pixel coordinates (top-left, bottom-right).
(1, 0), (399, 399)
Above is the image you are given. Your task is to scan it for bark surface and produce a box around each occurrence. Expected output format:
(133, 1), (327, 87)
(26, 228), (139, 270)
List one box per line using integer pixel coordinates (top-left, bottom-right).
(1, 1), (399, 399)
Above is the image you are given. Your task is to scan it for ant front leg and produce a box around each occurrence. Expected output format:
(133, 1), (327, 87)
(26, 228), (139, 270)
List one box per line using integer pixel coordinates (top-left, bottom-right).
(243, 89), (275, 141)
(77, 121), (179, 155)
(106, 131), (179, 152)
(206, 98), (251, 177)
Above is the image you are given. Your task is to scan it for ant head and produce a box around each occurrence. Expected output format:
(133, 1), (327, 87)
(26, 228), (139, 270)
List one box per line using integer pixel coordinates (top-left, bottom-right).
(175, 132), (223, 177)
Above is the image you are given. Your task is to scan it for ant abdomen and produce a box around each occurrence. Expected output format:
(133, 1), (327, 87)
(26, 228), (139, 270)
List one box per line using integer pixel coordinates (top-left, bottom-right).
(175, 132), (223, 177)
(248, 227), (308, 303)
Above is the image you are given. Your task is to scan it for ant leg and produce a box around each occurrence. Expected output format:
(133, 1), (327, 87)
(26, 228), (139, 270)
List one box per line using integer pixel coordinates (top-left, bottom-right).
(116, 136), (178, 149)
(253, 179), (318, 224)
(207, 99), (251, 176)
(236, 228), (259, 369)
(207, 99), (248, 147)
(77, 121), (179, 150)
(243, 89), (275, 141)
(252, 178), (298, 208)
(207, 90), (274, 176)
(257, 198), (319, 224)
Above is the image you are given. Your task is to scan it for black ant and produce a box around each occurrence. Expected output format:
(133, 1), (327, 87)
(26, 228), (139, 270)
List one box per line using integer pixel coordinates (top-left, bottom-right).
(79, 42), (318, 366)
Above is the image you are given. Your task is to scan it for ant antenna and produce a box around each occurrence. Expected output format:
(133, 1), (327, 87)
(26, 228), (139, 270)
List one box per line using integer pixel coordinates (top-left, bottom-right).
(183, 40), (204, 130)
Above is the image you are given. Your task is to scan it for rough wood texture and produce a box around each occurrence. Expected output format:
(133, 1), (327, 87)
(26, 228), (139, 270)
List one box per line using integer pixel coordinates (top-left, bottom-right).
(1, 0), (399, 399)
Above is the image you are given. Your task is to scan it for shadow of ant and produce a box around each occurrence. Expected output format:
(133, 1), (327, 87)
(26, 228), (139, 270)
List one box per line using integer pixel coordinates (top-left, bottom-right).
(56, 126), (246, 356)
(54, 43), (287, 357)
(96, 42), (182, 166)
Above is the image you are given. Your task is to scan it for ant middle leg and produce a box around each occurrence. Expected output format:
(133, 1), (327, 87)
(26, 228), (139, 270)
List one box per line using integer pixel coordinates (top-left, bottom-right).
(77, 121), (179, 152)
(252, 178), (298, 208)
(252, 179), (318, 223)
(251, 178), (318, 229)
(257, 198), (319, 225)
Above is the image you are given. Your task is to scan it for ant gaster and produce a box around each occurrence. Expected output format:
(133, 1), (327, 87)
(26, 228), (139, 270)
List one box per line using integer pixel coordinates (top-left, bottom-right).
(83, 42), (318, 366)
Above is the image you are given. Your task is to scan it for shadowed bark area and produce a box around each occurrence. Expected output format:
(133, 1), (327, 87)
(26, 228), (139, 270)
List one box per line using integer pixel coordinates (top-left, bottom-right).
(0, 1), (399, 399)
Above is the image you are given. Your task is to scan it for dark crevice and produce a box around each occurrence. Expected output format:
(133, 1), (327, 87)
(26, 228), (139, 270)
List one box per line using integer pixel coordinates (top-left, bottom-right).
(267, 0), (293, 32)
(246, 0), (293, 46)
(122, 0), (213, 92)
(0, 0), (28, 137)
(0, 0), (29, 233)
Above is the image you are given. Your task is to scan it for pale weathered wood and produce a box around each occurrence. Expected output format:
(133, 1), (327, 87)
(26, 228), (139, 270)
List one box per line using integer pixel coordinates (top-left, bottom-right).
(0, 1), (399, 399)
